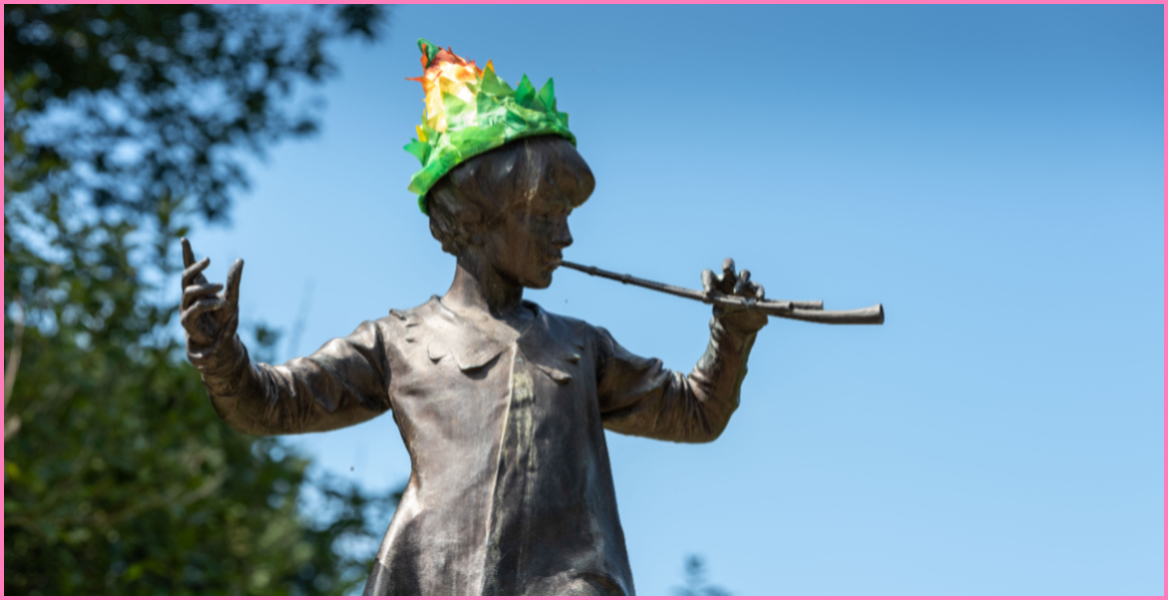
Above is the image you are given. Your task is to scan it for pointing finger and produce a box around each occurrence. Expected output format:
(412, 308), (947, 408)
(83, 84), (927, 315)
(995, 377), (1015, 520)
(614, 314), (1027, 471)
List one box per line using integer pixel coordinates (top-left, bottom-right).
(181, 257), (211, 288)
(181, 237), (196, 269)
(225, 258), (244, 307)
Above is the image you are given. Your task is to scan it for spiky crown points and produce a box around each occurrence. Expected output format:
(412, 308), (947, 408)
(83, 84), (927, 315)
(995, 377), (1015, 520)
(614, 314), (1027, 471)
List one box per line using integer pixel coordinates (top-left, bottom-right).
(404, 39), (576, 215)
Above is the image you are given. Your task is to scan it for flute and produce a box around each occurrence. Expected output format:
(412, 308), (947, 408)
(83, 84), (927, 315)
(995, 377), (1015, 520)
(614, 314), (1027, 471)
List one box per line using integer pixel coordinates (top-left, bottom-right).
(558, 260), (884, 325)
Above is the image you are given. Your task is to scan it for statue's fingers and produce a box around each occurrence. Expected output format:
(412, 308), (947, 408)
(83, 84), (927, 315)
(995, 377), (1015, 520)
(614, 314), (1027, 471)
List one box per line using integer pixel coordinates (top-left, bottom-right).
(181, 297), (227, 329)
(701, 269), (716, 296)
(182, 283), (224, 310)
(181, 257), (212, 288)
(752, 282), (766, 300)
(224, 258), (244, 307)
(734, 269), (752, 296)
(181, 300), (225, 346)
(181, 237), (196, 269)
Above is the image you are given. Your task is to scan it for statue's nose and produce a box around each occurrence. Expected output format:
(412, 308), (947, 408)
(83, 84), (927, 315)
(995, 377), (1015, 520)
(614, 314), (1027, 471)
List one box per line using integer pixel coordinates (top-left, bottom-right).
(553, 221), (573, 248)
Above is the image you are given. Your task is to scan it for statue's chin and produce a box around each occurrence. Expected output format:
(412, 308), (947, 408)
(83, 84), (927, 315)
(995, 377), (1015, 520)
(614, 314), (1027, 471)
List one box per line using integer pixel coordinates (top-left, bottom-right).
(525, 273), (554, 290)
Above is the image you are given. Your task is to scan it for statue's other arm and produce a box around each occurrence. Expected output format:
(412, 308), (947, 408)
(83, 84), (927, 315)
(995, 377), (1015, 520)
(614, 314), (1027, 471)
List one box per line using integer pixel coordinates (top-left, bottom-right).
(596, 259), (768, 443)
(595, 314), (761, 444)
(191, 321), (391, 436)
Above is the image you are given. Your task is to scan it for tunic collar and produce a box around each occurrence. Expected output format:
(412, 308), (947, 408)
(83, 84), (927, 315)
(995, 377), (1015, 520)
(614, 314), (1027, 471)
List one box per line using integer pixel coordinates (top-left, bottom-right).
(392, 296), (584, 381)
(405, 296), (534, 373)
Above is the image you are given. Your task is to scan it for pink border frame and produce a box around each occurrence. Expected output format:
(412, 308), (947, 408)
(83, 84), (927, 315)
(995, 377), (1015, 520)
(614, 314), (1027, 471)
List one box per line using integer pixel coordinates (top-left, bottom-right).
(0, 2), (1164, 598)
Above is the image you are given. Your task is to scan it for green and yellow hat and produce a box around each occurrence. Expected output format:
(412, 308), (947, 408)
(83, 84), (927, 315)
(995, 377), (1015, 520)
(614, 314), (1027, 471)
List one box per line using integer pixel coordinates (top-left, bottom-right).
(404, 39), (576, 215)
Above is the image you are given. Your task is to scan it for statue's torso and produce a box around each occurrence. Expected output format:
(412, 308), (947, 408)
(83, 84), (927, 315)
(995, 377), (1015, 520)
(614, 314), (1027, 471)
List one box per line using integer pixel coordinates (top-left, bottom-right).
(363, 297), (633, 596)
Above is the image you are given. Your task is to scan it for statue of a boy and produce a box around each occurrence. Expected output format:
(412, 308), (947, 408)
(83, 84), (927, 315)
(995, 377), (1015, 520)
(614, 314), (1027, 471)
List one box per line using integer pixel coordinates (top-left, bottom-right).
(181, 41), (768, 596)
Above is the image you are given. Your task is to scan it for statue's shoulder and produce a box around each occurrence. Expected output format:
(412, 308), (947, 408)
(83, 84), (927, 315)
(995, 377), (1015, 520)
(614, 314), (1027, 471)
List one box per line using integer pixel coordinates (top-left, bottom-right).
(386, 296), (436, 318)
(531, 303), (587, 328)
(383, 295), (443, 330)
(524, 301), (599, 348)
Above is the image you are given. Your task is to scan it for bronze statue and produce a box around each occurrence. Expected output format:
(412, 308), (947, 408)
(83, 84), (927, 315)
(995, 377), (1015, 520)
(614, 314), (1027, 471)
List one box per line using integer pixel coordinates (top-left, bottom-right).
(181, 40), (881, 596)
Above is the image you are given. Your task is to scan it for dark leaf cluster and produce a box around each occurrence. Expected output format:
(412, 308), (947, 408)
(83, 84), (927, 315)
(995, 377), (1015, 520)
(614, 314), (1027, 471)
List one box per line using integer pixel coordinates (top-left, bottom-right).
(5, 4), (385, 222)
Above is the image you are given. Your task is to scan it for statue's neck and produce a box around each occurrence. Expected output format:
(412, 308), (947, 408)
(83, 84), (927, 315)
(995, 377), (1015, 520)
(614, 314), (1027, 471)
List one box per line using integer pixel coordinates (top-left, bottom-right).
(442, 252), (526, 322)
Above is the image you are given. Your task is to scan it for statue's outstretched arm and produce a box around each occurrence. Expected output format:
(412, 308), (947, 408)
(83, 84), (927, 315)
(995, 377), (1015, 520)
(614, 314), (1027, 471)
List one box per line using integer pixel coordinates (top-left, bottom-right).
(180, 238), (391, 436)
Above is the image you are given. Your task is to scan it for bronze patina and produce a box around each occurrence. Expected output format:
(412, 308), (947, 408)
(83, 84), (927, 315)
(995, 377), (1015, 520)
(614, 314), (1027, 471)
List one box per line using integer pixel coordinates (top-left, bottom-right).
(182, 135), (783, 595)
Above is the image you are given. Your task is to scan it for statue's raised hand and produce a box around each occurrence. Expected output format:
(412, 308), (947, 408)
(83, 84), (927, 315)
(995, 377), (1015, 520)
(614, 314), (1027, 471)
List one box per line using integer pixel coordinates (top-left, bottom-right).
(180, 237), (243, 349)
(700, 257), (769, 332)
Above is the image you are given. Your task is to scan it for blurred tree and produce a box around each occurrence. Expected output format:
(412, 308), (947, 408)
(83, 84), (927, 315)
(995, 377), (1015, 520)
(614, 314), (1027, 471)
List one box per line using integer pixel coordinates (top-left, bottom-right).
(4, 4), (398, 594)
(672, 554), (731, 596)
(5, 4), (385, 222)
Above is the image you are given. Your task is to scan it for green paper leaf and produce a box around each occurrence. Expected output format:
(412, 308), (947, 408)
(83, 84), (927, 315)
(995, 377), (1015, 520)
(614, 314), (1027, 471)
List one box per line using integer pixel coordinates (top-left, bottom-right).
(504, 107), (529, 138)
(442, 92), (472, 124)
(403, 140), (430, 165)
(480, 66), (514, 97)
(537, 78), (556, 113)
(417, 38), (442, 67)
(477, 121), (507, 146)
(507, 102), (546, 125)
(515, 74), (536, 108)
(476, 93), (504, 123)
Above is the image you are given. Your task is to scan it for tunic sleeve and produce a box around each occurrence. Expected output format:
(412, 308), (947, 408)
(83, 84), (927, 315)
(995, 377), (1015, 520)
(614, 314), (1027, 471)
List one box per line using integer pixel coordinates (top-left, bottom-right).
(595, 316), (760, 443)
(188, 320), (392, 436)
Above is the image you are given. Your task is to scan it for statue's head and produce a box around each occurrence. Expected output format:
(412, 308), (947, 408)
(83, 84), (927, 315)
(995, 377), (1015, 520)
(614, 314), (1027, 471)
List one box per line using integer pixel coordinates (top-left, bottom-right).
(426, 135), (595, 289)
(403, 40), (591, 288)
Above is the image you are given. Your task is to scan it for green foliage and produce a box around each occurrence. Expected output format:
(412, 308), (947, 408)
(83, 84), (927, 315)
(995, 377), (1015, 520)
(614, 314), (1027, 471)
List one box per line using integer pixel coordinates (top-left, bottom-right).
(5, 4), (383, 222)
(4, 4), (395, 595)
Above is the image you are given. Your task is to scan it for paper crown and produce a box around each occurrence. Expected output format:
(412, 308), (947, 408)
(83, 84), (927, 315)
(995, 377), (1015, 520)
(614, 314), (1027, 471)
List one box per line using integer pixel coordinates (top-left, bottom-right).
(404, 39), (576, 215)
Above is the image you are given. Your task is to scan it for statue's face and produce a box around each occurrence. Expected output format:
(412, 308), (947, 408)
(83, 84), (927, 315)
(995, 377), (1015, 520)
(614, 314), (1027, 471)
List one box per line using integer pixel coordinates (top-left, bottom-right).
(480, 190), (574, 289)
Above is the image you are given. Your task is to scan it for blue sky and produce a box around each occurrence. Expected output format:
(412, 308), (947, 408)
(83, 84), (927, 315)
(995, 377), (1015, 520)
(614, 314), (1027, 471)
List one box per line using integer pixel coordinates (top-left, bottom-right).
(189, 5), (1164, 595)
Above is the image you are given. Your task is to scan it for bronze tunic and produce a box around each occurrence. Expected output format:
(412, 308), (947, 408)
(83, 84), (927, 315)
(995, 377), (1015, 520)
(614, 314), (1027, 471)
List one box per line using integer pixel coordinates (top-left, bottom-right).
(191, 297), (759, 595)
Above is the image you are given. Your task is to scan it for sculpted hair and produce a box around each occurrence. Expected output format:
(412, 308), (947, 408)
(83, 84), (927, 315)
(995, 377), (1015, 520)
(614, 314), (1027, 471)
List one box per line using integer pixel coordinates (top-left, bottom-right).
(426, 135), (596, 256)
